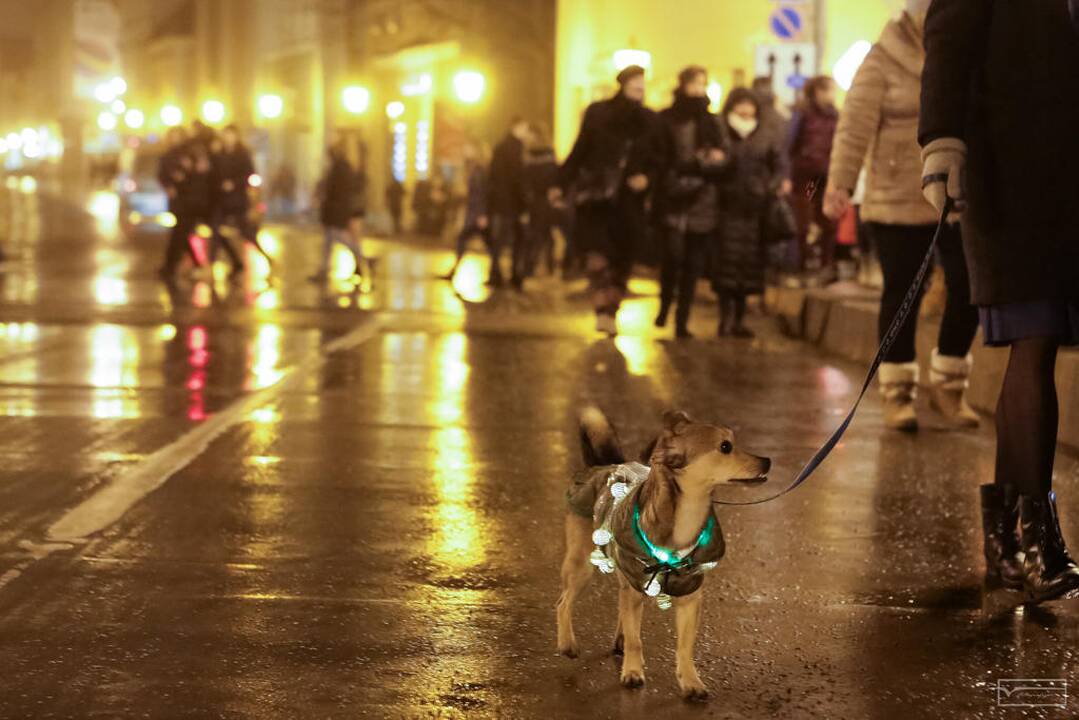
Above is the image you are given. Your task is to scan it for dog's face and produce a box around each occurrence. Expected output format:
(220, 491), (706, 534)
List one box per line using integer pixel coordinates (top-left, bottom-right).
(647, 410), (770, 494)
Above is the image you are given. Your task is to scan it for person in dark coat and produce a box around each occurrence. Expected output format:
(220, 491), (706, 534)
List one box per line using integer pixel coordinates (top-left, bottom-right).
(523, 122), (562, 277)
(788, 76), (839, 278)
(385, 178), (404, 235)
(209, 125), (256, 277)
(442, 143), (490, 281)
(552, 65), (661, 336)
(654, 65), (730, 339)
(713, 87), (785, 338)
(487, 117), (530, 288)
(919, 0), (1079, 603)
(310, 134), (364, 282)
(157, 126), (197, 281)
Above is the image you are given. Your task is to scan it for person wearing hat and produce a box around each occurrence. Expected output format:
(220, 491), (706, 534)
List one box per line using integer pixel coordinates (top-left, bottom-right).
(551, 65), (661, 336)
(920, 0), (1079, 603)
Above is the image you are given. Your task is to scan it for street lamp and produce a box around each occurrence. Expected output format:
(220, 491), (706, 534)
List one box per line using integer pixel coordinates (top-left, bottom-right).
(201, 100), (226, 124)
(257, 94), (283, 120)
(124, 108), (145, 130)
(97, 112), (118, 131)
(385, 100), (405, 119)
(342, 85), (370, 115)
(161, 105), (183, 127)
(453, 71), (485, 104)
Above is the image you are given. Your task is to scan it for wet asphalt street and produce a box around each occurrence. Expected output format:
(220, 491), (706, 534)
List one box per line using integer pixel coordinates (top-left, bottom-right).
(2, 185), (1079, 720)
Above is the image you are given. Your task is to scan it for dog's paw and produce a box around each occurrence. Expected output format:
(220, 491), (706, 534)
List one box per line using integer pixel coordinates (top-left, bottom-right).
(557, 641), (580, 659)
(680, 683), (709, 703)
(620, 669), (645, 688)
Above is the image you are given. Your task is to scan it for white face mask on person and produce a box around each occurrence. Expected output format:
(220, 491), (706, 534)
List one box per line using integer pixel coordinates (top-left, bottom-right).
(727, 114), (758, 139)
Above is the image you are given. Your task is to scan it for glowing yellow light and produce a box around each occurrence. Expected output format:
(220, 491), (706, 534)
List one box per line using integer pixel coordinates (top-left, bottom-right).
(97, 112), (118, 132)
(195, 223), (213, 239)
(249, 406), (278, 424)
(385, 100), (405, 119)
(20, 128), (36, 145)
(257, 93), (283, 120)
(4, 177), (16, 190)
(160, 105), (183, 127)
(18, 176), (36, 193)
(342, 85), (370, 114)
(252, 324), (283, 388)
(94, 276), (128, 305)
(157, 212), (177, 228)
(5, 132), (20, 149)
(613, 49), (652, 72)
(201, 99), (226, 124)
(110, 99), (126, 114)
(707, 81), (724, 110)
(88, 191), (120, 234)
(833, 40), (873, 91)
(159, 324), (177, 341)
(127, 211), (142, 224)
(109, 76), (127, 97)
(401, 73), (432, 96)
(124, 108), (145, 129)
(453, 71), (485, 104)
(0, 139), (8, 154)
(94, 83), (116, 103)
(248, 173), (262, 188)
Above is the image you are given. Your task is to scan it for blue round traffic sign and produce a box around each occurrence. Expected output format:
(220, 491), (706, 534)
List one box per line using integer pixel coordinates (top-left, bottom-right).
(770, 6), (803, 40)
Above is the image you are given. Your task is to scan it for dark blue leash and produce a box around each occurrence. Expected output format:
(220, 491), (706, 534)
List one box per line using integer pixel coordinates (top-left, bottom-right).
(714, 198), (955, 507)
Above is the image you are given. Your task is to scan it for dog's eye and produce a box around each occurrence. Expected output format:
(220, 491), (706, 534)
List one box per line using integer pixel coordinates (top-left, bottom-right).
(719, 441), (733, 454)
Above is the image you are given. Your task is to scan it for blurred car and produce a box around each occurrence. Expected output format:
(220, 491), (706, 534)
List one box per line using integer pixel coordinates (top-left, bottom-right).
(116, 144), (172, 235)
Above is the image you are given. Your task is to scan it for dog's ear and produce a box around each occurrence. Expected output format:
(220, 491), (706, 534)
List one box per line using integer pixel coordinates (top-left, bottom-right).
(662, 410), (691, 434)
(639, 436), (658, 464)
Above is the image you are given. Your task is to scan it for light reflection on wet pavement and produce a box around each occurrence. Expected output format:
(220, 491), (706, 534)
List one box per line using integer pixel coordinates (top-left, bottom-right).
(1, 186), (1079, 718)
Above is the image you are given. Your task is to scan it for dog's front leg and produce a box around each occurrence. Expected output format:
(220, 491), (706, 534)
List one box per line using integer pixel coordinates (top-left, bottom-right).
(673, 590), (708, 701)
(617, 583), (645, 688)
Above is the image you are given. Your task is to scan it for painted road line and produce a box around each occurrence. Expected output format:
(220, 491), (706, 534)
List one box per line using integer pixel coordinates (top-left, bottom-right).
(46, 320), (381, 543)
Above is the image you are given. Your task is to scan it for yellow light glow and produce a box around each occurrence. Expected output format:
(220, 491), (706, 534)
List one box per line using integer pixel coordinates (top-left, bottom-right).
(453, 71), (485, 104)
(157, 212), (177, 228)
(128, 211), (143, 224)
(833, 40), (873, 91)
(248, 173), (262, 188)
(257, 93), (283, 120)
(159, 324), (177, 342)
(195, 223), (213, 239)
(88, 191), (120, 235)
(5, 132), (20, 149)
(401, 73), (432, 96)
(94, 83), (116, 103)
(201, 99), (226, 124)
(613, 48), (652, 72)
(124, 108), (145, 129)
(111, 99), (126, 114)
(0, 139), (9, 154)
(109, 76), (127, 97)
(94, 276), (128, 305)
(18, 176), (36, 193)
(161, 105), (183, 127)
(251, 324), (283, 388)
(385, 100), (405, 119)
(20, 128), (36, 145)
(707, 81), (723, 110)
(342, 85), (371, 114)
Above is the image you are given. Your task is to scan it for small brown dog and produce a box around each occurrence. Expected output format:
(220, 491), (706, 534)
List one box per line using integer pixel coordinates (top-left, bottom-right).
(557, 407), (770, 700)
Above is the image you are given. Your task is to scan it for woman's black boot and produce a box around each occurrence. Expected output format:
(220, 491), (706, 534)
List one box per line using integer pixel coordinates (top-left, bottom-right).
(979, 484), (1023, 589)
(1019, 491), (1079, 603)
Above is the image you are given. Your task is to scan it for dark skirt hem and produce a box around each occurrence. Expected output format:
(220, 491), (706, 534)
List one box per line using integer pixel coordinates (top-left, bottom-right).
(979, 301), (1079, 347)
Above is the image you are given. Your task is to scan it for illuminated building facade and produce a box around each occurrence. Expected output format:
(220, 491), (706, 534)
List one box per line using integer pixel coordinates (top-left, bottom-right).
(554, 0), (901, 156)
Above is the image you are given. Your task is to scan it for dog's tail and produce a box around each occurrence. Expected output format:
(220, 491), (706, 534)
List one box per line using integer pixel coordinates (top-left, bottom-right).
(579, 406), (626, 467)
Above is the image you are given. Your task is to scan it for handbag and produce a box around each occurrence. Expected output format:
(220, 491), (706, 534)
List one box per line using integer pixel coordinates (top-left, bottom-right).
(764, 194), (798, 245)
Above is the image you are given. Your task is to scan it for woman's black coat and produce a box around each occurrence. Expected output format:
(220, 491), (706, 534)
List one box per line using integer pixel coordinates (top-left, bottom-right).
(713, 121), (783, 296)
(919, 0), (1079, 305)
(320, 155), (362, 229)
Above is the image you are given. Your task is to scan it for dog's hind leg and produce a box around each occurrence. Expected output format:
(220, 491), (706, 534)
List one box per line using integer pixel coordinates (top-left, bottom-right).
(556, 513), (593, 658)
(673, 590), (708, 701)
(611, 615), (623, 656)
(617, 580), (646, 688)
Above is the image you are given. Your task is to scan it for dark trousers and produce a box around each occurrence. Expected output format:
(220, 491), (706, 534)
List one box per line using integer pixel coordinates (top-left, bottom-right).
(211, 206), (254, 269)
(870, 221), (979, 363)
(489, 213), (522, 283)
(658, 227), (710, 330)
(576, 199), (639, 315)
(163, 212), (200, 274)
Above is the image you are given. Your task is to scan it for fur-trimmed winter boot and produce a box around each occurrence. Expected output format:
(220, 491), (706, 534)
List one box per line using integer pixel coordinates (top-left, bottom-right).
(928, 349), (980, 428)
(879, 361), (918, 432)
